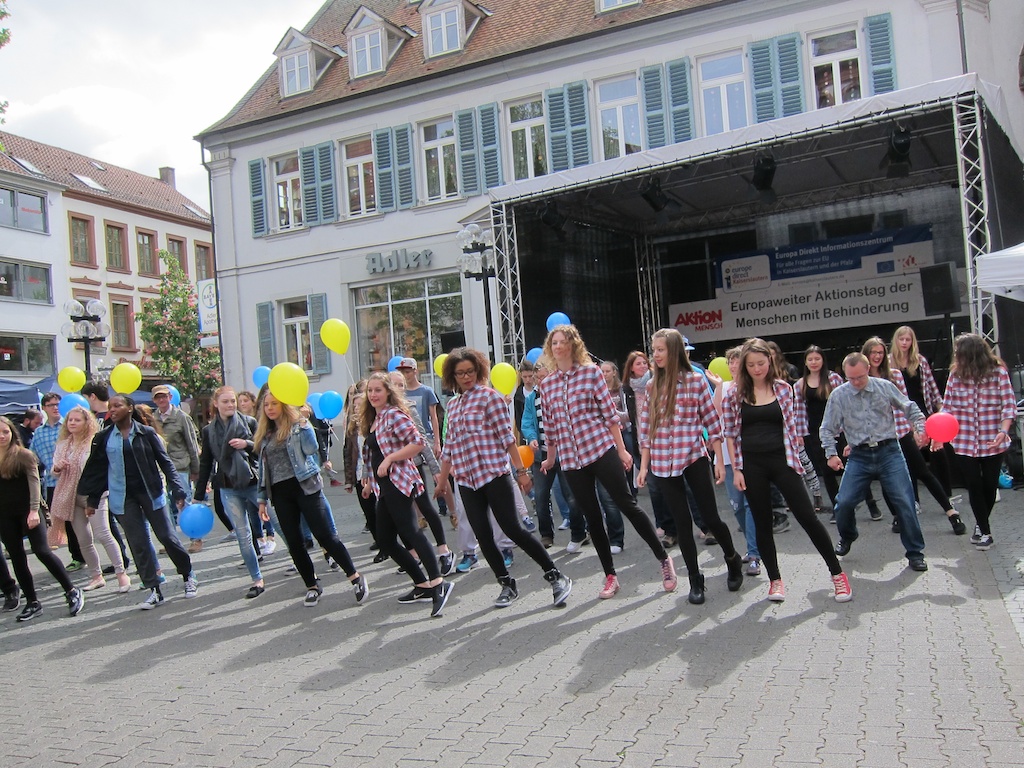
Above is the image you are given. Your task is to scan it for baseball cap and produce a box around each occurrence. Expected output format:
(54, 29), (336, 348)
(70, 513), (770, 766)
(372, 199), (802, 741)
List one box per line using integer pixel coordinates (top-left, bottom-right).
(151, 385), (171, 397)
(397, 357), (417, 370)
(682, 336), (695, 351)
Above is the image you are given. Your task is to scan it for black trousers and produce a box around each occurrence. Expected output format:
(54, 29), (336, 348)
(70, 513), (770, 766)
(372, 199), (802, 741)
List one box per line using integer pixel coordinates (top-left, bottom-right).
(739, 450), (842, 581)
(376, 474), (439, 585)
(955, 453), (1003, 535)
(656, 457), (737, 576)
(272, 478), (356, 588)
(0, 512), (74, 603)
(565, 449), (667, 576)
(878, 434), (953, 517)
(357, 489), (377, 543)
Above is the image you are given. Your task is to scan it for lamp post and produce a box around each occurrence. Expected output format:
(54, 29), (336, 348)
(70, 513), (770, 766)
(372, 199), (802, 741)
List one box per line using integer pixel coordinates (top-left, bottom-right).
(60, 299), (109, 378)
(456, 224), (496, 359)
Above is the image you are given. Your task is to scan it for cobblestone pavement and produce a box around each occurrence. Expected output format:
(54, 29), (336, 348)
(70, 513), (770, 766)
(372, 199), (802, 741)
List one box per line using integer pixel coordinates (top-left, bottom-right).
(2, 482), (1022, 767)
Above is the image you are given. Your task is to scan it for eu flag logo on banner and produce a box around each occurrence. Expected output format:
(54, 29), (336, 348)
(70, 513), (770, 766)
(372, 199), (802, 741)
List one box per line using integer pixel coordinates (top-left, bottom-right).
(877, 261), (895, 274)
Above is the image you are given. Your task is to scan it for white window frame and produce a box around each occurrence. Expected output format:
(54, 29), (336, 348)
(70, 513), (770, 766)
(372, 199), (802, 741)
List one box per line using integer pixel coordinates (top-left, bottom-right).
(426, 7), (460, 57)
(271, 153), (304, 231)
(282, 299), (314, 373)
(507, 97), (547, 182)
(809, 26), (864, 109)
(282, 51), (312, 96)
(352, 29), (384, 77)
(598, 0), (640, 11)
(597, 74), (643, 161)
(697, 50), (749, 136)
(421, 118), (458, 202)
(342, 137), (377, 217)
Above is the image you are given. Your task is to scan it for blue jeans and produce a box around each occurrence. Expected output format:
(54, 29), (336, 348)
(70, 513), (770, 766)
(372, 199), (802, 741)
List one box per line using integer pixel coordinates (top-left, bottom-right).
(834, 441), (925, 560)
(553, 473), (574, 523)
(220, 486), (262, 582)
(725, 464), (759, 558)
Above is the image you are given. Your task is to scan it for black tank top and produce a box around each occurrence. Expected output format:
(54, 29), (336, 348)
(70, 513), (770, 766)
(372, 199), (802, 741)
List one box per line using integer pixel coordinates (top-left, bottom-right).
(740, 400), (786, 454)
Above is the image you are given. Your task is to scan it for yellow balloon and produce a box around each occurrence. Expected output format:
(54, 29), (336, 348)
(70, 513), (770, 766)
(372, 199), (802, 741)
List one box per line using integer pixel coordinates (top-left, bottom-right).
(433, 353), (448, 378)
(708, 356), (732, 382)
(320, 318), (351, 355)
(268, 362), (309, 406)
(490, 362), (517, 396)
(109, 362), (142, 394)
(57, 366), (86, 393)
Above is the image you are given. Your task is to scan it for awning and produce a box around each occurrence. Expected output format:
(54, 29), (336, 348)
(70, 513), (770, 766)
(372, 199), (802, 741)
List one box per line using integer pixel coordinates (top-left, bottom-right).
(977, 242), (1024, 301)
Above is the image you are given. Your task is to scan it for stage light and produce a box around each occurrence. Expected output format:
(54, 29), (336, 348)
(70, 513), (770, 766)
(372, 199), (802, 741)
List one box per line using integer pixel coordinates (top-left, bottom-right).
(883, 127), (912, 178)
(639, 176), (669, 212)
(539, 200), (567, 230)
(751, 154), (777, 203)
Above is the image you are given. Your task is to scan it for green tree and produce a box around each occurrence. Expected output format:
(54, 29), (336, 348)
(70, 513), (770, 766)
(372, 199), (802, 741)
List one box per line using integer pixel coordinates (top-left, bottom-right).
(138, 250), (222, 397)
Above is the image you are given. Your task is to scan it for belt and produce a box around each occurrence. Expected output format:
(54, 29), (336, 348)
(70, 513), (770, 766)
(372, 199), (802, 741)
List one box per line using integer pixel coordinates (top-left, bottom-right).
(853, 437), (896, 450)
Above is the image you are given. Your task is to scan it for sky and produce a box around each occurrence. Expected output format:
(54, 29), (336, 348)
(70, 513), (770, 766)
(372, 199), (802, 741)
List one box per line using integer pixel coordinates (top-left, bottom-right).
(1, 0), (328, 210)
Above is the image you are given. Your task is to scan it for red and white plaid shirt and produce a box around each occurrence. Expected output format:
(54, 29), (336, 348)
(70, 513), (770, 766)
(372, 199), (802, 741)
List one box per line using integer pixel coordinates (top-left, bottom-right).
(441, 385), (516, 490)
(363, 406), (424, 498)
(942, 367), (1016, 457)
(722, 380), (805, 474)
(639, 372), (722, 477)
(887, 369), (912, 438)
(538, 364), (618, 470)
(793, 372), (844, 435)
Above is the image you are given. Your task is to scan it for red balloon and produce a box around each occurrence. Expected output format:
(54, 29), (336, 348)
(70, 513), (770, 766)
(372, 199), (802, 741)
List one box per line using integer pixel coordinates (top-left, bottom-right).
(925, 412), (959, 443)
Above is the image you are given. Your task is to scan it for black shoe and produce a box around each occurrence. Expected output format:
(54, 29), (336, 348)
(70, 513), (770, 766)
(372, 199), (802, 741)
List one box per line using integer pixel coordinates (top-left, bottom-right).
(351, 574), (369, 604)
(438, 552), (455, 576)
(372, 551), (388, 564)
(431, 580), (454, 617)
(303, 539), (315, 551)
(494, 578), (518, 608)
(835, 539), (852, 556)
(891, 518), (901, 533)
(102, 564), (115, 575)
(868, 501), (883, 521)
(703, 532), (718, 546)
(688, 573), (706, 605)
(368, 542), (379, 551)
(725, 553), (744, 592)
(245, 584), (266, 599)
(397, 587), (433, 604)
(908, 557), (928, 572)
(16, 601), (42, 622)
(2, 585), (20, 612)
(771, 515), (791, 534)
(66, 587), (85, 617)
(544, 569), (572, 607)
(949, 514), (967, 535)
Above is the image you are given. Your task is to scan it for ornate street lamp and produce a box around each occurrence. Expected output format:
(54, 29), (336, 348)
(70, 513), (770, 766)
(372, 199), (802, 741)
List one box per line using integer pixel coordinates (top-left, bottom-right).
(456, 224), (496, 358)
(60, 299), (109, 377)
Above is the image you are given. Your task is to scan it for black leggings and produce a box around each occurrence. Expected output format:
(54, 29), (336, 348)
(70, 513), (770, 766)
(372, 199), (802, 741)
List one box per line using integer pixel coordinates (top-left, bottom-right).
(414, 492), (447, 547)
(656, 457), (737, 576)
(956, 453), (1004, 535)
(376, 474), (439, 584)
(272, 478), (356, 588)
(740, 450), (842, 581)
(357, 489), (377, 543)
(565, 448), (667, 576)
(0, 512), (74, 602)
(803, 432), (841, 504)
(459, 474), (554, 579)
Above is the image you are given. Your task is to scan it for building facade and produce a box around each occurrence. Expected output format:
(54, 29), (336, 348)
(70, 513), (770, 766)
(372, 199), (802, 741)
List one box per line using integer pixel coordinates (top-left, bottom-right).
(199, 0), (1024, 394)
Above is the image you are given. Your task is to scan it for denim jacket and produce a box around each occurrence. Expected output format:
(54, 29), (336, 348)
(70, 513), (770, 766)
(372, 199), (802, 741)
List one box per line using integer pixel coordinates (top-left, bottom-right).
(257, 421), (322, 504)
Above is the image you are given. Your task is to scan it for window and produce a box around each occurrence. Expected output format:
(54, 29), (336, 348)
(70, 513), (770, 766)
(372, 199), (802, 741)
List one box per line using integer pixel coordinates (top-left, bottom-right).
(105, 222), (128, 271)
(0, 186), (46, 233)
(110, 296), (135, 350)
(283, 299), (314, 372)
(422, 118), (458, 201)
(352, 29), (383, 76)
(69, 215), (96, 266)
(343, 137), (377, 216)
(426, 8), (460, 56)
(597, 75), (642, 160)
(508, 98), (547, 181)
(167, 237), (187, 273)
(0, 334), (55, 375)
(810, 28), (862, 109)
(282, 51), (311, 96)
(598, 0), (640, 10)
(195, 242), (214, 281)
(0, 259), (52, 303)
(137, 228), (157, 276)
(272, 153), (303, 230)
(354, 275), (464, 385)
(698, 51), (748, 135)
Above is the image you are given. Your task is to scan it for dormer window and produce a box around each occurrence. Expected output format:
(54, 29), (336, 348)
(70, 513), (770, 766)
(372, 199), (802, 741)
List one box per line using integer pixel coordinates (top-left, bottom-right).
(419, 0), (487, 59)
(283, 51), (311, 95)
(352, 30), (383, 76)
(274, 28), (340, 98)
(598, 0), (640, 11)
(345, 7), (410, 79)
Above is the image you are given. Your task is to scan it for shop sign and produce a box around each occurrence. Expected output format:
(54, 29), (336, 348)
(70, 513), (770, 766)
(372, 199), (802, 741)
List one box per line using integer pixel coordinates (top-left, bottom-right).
(366, 248), (433, 274)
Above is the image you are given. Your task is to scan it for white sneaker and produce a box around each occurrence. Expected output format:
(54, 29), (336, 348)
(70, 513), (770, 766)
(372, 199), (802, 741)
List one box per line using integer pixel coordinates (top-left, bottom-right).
(140, 588), (164, 610)
(566, 540), (583, 554)
(261, 538), (277, 555)
(184, 576), (199, 599)
(610, 545), (623, 555)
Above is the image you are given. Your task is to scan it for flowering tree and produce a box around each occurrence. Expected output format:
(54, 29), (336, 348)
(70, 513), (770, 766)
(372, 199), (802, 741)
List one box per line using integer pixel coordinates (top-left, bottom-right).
(138, 250), (222, 397)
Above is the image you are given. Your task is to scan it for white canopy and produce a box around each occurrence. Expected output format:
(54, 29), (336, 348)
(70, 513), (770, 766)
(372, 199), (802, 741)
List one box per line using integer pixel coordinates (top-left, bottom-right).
(977, 242), (1024, 300)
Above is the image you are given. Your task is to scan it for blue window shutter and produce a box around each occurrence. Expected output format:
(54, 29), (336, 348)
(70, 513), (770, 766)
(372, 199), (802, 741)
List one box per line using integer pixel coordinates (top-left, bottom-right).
(565, 81), (591, 168)
(641, 65), (667, 149)
(866, 13), (897, 95)
(749, 40), (777, 123)
(394, 124), (415, 209)
(455, 109), (481, 196)
(478, 103), (503, 189)
(308, 293), (331, 375)
(775, 34), (805, 117)
(545, 87), (570, 172)
(299, 146), (320, 226)
(373, 128), (396, 212)
(256, 302), (275, 367)
(316, 142), (338, 223)
(666, 58), (694, 144)
(248, 159), (267, 237)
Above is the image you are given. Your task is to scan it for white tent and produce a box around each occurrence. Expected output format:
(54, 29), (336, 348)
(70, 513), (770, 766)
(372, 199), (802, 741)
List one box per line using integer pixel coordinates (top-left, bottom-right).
(977, 242), (1024, 300)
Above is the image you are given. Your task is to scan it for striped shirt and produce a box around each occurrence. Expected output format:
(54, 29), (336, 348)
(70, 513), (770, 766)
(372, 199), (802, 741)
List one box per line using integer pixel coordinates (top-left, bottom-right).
(441, 384), (516, 490)
(538, 364), (618, 471)
(722, 380), (805, 474)
(942, 367), (1016, 458)
(639, 372), (722, 477)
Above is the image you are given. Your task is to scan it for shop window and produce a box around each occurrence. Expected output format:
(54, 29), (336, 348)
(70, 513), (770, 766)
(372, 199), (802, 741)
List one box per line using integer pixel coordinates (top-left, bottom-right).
(0, 334), (55, 375)
(70, 214), (97, 266)
(422, 118), (458, 201)
(0, 259), (52, 303)
(508, 98), (547, 181)
(273, 153), (304, 230)
(597, 75), (642, 160)
(810, 28), (862, 109)
(343, 137), (377, 217)
(698, 51), (748, 136)
(0, 186), (46, 233)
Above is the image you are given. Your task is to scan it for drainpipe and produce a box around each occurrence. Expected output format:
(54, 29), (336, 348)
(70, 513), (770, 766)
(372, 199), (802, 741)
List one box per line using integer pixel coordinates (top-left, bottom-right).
(955, 0), (969, 74)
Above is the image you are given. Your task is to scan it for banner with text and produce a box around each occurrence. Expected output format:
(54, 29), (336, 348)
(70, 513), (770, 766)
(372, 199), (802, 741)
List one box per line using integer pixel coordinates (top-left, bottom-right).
(670, 226), (961, 344)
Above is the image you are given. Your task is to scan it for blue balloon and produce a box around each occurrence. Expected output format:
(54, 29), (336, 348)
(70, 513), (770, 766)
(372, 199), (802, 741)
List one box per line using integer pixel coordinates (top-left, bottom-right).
(319, 390), (344, 420)
(307, 392), (323, 419)
(167, 384), (181, 407)
(179, 503), (215, 539)
(525, 347), (543, 365)
(546, 312), (571, 332)
(58, 393), (89, 418)
(253, 366), (271, 389)
(387, 355), (403, 372)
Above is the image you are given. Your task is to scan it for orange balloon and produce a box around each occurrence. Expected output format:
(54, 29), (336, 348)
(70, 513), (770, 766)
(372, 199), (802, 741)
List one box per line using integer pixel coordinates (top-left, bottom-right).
(518, 445), (535, 468)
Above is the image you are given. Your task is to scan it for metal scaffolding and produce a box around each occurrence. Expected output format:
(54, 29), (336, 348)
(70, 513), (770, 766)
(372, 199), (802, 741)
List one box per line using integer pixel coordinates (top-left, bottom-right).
(490, 201), (525, 363)
(635, 234), (662, 344)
